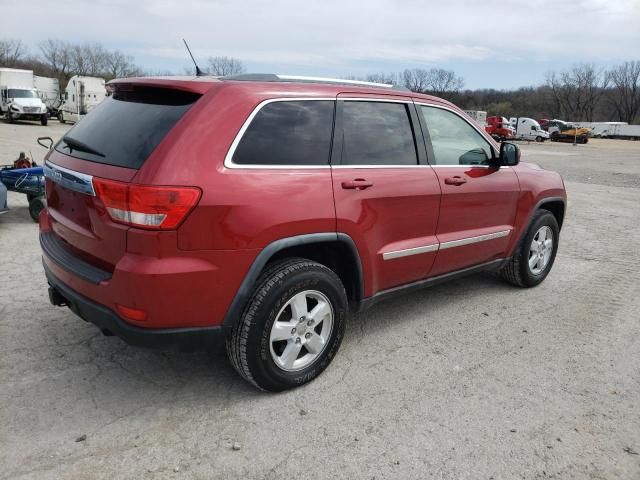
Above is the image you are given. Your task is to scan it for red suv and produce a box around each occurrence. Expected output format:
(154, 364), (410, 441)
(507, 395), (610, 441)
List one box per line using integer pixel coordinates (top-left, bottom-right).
(40, 74), (566, 391)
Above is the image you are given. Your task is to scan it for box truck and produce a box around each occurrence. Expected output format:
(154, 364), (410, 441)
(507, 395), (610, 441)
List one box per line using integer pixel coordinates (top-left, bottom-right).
(464, 110), (487, 127)
(33, 75), (61, 115)
(58, 76), (106, 124)
(509, 117), (549, 142)
(0, 68), (49, 125)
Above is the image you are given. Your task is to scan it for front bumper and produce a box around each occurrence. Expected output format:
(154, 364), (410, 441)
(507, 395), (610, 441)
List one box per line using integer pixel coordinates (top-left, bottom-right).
(44, 262), (227, 350)
(11, 111), (45, 120)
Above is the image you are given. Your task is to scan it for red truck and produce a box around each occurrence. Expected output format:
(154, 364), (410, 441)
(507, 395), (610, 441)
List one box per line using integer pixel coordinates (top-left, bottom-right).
(40, 74), (566, 391)
(485, 116), (514, 141)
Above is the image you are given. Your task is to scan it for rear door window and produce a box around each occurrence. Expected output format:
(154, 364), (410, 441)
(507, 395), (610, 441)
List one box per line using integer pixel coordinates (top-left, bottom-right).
(232, 100), (335, 166)
(340, 101), (418, 166)
(55, 87), (200, 169)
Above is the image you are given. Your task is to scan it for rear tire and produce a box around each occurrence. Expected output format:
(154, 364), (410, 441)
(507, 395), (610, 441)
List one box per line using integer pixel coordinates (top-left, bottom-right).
(226, 258), (348, 392)
(500, 210), (559, 288)
(28, 196), (46, 222)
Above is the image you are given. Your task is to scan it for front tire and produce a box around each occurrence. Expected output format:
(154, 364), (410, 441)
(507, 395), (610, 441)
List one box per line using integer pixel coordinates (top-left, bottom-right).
(500, 210), (559, 287)
(58, 111), (65, 124)
(227, 258), (348, 391)
(7, 111), (14, 123)
(41, 114), (48, 126)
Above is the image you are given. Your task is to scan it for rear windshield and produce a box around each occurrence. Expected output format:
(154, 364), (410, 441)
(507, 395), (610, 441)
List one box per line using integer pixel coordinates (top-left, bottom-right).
(55, 87), (200, 169)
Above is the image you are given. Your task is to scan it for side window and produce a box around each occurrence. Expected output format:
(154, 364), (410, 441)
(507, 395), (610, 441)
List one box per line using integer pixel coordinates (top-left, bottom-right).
(420, 106), (493, 166)
(341, 101), (417, 166)
(232, 100), (334, 166)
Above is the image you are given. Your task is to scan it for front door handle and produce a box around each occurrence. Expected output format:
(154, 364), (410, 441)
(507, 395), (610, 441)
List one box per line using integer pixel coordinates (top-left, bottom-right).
(341, 179), (374, 190)
(444, 176), (467, 186)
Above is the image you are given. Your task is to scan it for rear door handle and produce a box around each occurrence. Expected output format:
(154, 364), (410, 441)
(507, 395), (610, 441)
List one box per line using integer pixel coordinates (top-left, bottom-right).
(444, 176), (467, 186)
(341, 179), (374, 190)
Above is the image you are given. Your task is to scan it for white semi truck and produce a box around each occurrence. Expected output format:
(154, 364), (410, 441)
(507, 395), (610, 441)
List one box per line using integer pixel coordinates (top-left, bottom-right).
(509, 117), (549, 142)
(33, 75), (61, 115)
(0, 68), (49, 125)
(58, 76), (106, 124)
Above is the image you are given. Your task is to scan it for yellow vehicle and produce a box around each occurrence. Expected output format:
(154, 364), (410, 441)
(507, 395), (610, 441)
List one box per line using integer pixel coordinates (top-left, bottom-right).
(547, 119), (592, 144)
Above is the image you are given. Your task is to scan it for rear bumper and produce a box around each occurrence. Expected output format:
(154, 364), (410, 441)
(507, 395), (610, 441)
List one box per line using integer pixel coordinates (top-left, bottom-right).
(44, 262), (227, 350)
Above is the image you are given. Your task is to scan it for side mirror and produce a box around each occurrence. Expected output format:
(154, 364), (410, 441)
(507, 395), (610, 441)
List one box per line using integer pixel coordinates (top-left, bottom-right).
(499, 142), (520, 166)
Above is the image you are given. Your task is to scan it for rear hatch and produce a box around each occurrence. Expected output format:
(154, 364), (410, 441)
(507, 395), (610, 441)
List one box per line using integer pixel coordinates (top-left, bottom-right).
(44, 84), (203, 272)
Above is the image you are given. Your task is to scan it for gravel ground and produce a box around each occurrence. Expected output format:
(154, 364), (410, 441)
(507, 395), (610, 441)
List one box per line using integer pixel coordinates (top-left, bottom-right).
(1, 121), (639, 479)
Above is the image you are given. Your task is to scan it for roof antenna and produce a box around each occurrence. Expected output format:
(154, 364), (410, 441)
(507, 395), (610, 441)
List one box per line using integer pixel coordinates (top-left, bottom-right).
(182, 38), (205, 76)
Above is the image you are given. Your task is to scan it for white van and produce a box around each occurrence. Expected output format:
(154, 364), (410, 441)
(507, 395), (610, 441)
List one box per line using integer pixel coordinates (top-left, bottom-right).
(510, 117), (549, 142)
(58, 76), (106, 124)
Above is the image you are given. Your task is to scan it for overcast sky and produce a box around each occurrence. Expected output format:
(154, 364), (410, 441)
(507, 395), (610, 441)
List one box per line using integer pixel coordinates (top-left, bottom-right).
(5, 0), (640, 89)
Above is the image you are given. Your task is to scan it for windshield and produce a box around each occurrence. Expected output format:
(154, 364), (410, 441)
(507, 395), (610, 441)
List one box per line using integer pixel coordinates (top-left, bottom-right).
(8, 89), (37, 98)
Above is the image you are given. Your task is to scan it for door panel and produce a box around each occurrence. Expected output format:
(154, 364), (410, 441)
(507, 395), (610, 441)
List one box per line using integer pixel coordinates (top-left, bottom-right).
(332, 97), (441, 296)
(417, 103), (520, 276)
(429, 166), (519, 275)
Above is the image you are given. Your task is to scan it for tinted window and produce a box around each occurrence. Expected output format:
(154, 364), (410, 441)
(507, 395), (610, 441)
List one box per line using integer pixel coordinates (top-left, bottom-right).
(420, 106), (493, 166)
(233, 100), (334, 165)
(341, 101), (417, 166)
(55, 87), (199, 169)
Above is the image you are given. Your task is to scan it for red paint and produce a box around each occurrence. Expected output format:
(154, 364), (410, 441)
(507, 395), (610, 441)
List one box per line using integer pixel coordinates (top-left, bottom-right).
(41, 78), (566, 330)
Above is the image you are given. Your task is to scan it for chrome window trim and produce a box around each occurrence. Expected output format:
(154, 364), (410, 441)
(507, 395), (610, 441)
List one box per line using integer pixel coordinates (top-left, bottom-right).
(224, 97), (418, 170)
(438, 229), (511, 250)
(430, 165), (510, 169)
(339, 97), (412, 103)
(224, 97), (336, 170)
(332, 165), (431, 169)
(382, 229), (512, 260)
(44, 160), (95, 196)
(414, 102), (499, 166)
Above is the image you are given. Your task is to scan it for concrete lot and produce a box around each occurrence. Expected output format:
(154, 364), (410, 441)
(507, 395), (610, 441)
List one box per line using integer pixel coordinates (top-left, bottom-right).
(1, 120), (639, 479)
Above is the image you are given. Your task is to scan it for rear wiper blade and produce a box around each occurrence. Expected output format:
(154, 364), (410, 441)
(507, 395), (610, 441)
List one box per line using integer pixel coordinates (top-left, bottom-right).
(62, 136), (105, 157)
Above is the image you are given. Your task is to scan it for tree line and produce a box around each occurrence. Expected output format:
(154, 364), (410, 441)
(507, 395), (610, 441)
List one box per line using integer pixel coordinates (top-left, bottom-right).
(2, 38), (638, 123)
(354, 62), (640, 124)
(0, 38), (245, 90)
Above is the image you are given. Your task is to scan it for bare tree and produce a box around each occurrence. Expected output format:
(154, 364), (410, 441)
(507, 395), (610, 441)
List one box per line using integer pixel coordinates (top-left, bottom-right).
(39, 39), (73, 80)
(365, 72), (398, 85)
(427, 68), (464, 99)
(206, 56), (244, 76)
(607, 61), (640, 123)
(401, 68), (431, 93)
(401, 68), (464, 99)
(546, 64), (608, 121)
(105, 50), (138, 79)
(0, 39), (27, 67)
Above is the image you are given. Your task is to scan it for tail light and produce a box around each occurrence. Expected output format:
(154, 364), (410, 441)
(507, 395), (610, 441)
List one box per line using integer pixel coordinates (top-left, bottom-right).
(92, 178), (201, 230)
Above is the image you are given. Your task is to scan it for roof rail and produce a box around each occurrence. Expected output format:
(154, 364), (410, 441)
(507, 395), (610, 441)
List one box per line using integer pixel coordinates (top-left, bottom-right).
(222, 73), (409, 91)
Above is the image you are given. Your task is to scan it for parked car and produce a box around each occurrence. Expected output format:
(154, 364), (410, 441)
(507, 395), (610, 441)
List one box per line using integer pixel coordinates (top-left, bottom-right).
(40, 74), (567, 391)
(0, 180), (7, 215)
